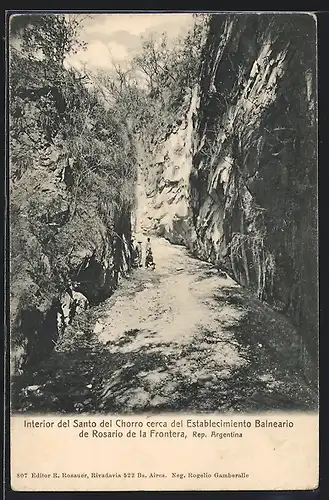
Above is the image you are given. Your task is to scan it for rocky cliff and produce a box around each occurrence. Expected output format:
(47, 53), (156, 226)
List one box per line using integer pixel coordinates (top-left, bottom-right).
(10, 66), (137, 376)
(141, 14), (317, 374)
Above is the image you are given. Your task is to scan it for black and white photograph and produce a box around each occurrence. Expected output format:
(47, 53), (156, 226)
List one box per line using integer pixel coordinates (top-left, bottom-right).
(9, 12), (318, 416)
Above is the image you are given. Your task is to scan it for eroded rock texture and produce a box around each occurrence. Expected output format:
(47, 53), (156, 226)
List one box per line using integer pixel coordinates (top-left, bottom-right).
(141, 14), (317, 376)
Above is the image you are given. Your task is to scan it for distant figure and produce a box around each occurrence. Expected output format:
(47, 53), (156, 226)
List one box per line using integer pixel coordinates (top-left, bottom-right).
(145, 249), (156, 270)
(145, 238), (155, 270)
(136, 241), (143, 267)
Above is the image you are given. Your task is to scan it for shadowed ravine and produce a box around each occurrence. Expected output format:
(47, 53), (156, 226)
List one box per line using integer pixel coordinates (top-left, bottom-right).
(12, 237), (317, 414)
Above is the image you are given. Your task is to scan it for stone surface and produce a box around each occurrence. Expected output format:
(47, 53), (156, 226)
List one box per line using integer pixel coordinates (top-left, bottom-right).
(139, 14), (317, 381)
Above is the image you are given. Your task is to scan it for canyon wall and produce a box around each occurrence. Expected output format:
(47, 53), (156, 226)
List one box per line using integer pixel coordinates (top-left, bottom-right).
(10, 74), (137, 376)
(141, 14), (318, 373)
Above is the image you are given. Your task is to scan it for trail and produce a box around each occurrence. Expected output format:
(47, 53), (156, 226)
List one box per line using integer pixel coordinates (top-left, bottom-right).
(85, 237), (315, 413)
(15, 237), (316, 414)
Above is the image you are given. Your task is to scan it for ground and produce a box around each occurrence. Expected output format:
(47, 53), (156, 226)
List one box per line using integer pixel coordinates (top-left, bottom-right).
(12, 238), (317, 414)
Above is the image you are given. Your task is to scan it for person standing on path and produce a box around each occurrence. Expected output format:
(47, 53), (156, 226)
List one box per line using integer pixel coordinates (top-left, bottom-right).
(145, 237), (155, 269)
(146, 237), (151, 254)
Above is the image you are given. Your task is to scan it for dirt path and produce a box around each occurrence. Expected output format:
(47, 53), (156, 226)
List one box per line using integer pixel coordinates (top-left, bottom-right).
(14, 237), (316, 414)
(88, 237), (315, 413)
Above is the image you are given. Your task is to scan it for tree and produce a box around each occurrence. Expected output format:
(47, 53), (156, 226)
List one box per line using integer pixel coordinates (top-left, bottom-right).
(9, 13), (138, 321)
(133, 15), (209, 103)
(9, 14), (86, 69)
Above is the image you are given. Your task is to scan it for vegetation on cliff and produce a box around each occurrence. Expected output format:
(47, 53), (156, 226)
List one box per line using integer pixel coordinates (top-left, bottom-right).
(191, 14), (317, 371)
(9, 14), (137, 373)
(132, 14), (317, 380)
(94, 14), (209, 145)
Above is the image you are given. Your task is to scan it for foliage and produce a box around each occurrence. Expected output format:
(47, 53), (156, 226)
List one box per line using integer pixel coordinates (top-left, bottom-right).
(134, 15), (209, 103)
(10, 14), (87, 67)
(94, 15), (210, 144)
(9, 14), (138, 341)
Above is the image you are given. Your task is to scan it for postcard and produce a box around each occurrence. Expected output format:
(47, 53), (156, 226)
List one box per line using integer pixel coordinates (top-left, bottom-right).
(8, 11), (318, 491)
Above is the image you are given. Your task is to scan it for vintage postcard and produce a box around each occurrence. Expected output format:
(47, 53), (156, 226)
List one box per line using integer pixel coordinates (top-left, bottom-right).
(8, 11), (318, 491)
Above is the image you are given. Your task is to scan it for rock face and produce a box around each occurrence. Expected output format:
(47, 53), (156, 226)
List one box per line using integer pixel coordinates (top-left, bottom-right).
(139, 88), (199, 245)
(141, 14), (318, 375)
(10, 116), (135, 376)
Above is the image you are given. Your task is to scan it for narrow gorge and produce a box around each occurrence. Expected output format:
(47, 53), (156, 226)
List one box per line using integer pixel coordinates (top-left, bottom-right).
(139, 13), (317, 381)
(9, 13), (318, 413)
